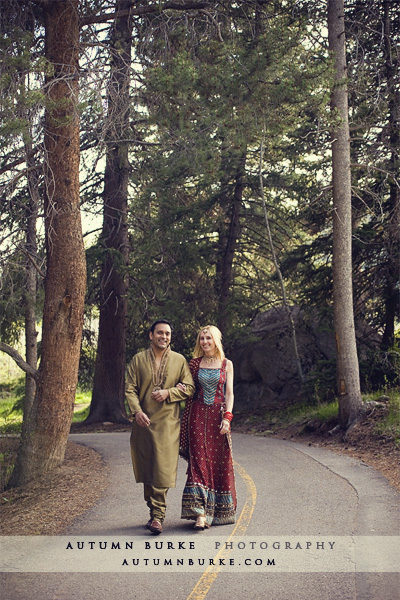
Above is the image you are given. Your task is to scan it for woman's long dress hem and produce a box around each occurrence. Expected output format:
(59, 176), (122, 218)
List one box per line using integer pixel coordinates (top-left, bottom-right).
(180, 359), (237, 527)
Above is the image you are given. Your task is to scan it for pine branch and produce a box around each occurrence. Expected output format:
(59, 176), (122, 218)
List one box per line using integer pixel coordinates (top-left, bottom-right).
(259, 124), (304, 383)
(81, 2), (211, 26)
(19, 247), (46, 279)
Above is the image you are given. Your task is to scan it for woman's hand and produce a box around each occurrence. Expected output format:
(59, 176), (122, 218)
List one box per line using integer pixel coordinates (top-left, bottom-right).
(176, 382), (186, 391)
(219, 418), (230, 435)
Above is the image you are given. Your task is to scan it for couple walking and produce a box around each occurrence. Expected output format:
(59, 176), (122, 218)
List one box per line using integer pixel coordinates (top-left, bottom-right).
(125, 319), (237, 534)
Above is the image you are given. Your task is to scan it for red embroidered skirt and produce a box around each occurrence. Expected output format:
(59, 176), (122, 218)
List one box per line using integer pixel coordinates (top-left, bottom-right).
(181, 400), (237, 526)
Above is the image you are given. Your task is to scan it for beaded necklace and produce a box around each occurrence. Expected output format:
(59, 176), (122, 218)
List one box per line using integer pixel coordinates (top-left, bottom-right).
(147, 346), (170, 391)
(202, 354), (219, 367)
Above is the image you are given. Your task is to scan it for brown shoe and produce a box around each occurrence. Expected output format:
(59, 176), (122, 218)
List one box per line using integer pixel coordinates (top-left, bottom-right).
(146, 519), (163, 534)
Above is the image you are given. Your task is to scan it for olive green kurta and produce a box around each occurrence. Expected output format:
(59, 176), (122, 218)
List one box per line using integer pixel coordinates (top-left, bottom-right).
(126, 349), (194, 488)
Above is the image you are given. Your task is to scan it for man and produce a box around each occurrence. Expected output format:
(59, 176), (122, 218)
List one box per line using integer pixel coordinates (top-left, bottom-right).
(126, 319), (194, 534)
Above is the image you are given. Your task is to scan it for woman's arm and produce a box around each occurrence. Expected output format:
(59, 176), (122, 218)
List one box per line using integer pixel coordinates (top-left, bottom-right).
(224, 359), (234, 413)
(220, 359), (234, 435)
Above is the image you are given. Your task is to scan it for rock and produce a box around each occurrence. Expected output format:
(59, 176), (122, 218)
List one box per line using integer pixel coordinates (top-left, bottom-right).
(377, 395), (390, 404)
(231, 306), (381, 412)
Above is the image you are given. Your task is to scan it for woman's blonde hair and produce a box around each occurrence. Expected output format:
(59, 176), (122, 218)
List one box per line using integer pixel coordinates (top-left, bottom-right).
(193, 325), (225, 360)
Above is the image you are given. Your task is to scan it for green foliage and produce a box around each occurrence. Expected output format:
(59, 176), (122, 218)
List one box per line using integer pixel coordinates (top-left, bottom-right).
(0, 384), (93, 433)
(283, 0), (400, 353)
(360, 340), (400, 391)
(0, 378), (24, 406)
(254, 390), (400, 444)
(0, 23), (46, 351)
(74, 389), (92, 405)
(71, 404), (91, 424)
(0, 376), (24, 435)
(0, 394), (23, 435)
(0, 30), (46, 143)
(78, 326), (97, 390)
(375, 394), (400, 444)
(72, 390), (92, 423)
(1, 0), (398, 406)
(283, 399), (340, 425)
(301, 358), (337, 403)
(126, 1), (331, 352)
(0, 247), (44, 347)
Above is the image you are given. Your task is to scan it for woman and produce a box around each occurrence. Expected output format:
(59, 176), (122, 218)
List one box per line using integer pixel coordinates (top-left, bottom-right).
(179, 325), (237, 530)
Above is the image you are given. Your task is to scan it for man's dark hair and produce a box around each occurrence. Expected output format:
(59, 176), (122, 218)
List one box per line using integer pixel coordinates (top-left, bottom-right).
(150, 319), (173, 333)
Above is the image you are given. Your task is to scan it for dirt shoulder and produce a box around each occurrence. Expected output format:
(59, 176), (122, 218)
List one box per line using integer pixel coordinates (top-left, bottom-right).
(1, 406), (398, 536)
(0, 439), (110, 535)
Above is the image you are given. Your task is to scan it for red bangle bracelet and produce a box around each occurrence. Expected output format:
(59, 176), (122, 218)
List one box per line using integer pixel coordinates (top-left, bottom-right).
(223, 411), (233, 422)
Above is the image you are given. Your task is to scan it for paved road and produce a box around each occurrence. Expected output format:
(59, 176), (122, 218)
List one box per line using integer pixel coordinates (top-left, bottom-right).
(1, 432), (399, 599)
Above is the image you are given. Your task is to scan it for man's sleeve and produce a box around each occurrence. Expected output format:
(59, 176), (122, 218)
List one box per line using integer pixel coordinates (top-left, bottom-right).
(125, 357), (141, 414)
(167, 359), (195, 404)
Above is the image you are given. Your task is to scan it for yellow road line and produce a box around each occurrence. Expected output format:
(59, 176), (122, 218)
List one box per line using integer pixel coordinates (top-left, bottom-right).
(186, 460), (257, 600)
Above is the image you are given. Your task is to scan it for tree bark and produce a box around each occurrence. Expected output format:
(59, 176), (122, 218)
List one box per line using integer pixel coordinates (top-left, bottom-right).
(86, 0), (132, 425)
(328, 0), (363, 429)
(8, 0), (86, 487)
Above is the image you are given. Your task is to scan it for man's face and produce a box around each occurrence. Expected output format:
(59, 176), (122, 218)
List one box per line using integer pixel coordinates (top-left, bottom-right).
(149, 323), (172, 351)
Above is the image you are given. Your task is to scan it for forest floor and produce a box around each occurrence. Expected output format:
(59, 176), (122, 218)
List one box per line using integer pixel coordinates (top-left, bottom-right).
(0, 403), (398, 536)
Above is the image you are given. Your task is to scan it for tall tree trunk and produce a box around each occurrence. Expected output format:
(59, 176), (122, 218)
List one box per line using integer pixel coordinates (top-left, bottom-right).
(23, 142), (39, 415)
(86, 0), (132, 424)
(381, 1), (400, 350)
(21, 12), (39, 415)
(215, 151), (246, 336)
(328, 0), (363, 429)
(9, 0), (86, 487)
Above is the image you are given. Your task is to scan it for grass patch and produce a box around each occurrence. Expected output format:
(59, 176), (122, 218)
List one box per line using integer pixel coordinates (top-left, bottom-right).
(72, 390), (91, 423)
(0, 388), (92, 433)
(75, 390), (92, 405)
(278, 400), (339, 425)
(0, 378), (25, 405)
(237, 390), (400, 443)
(0, 383), (24, 434)
(72, 403), (90, 423)
(247, 400), (339, 432)
(0, 388), (91, 489)
(373, 392), (400, 444)
(271, 392), (400, 434)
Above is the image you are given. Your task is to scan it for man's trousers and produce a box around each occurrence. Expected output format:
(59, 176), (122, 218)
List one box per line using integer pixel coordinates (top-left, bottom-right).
(144, 484), (168, 522)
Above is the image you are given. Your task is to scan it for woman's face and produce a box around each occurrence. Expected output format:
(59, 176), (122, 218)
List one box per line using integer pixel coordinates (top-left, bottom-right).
(199, 330), (216, 355)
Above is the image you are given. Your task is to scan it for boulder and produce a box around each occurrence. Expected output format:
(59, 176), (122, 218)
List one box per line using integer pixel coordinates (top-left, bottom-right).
(231, 306), (380, 413)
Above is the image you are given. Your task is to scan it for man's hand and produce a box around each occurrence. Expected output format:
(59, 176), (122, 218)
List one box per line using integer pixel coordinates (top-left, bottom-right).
(151, 389), (170, 403)
(135, 411), (151, 427)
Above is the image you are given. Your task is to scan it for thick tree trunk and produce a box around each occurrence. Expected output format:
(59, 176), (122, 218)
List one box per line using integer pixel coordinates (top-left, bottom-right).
(8, 0), (85, 487)
(216, 152), (245, 336)
(328, 0), (363, 429)
(86, 0), (132, 425)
